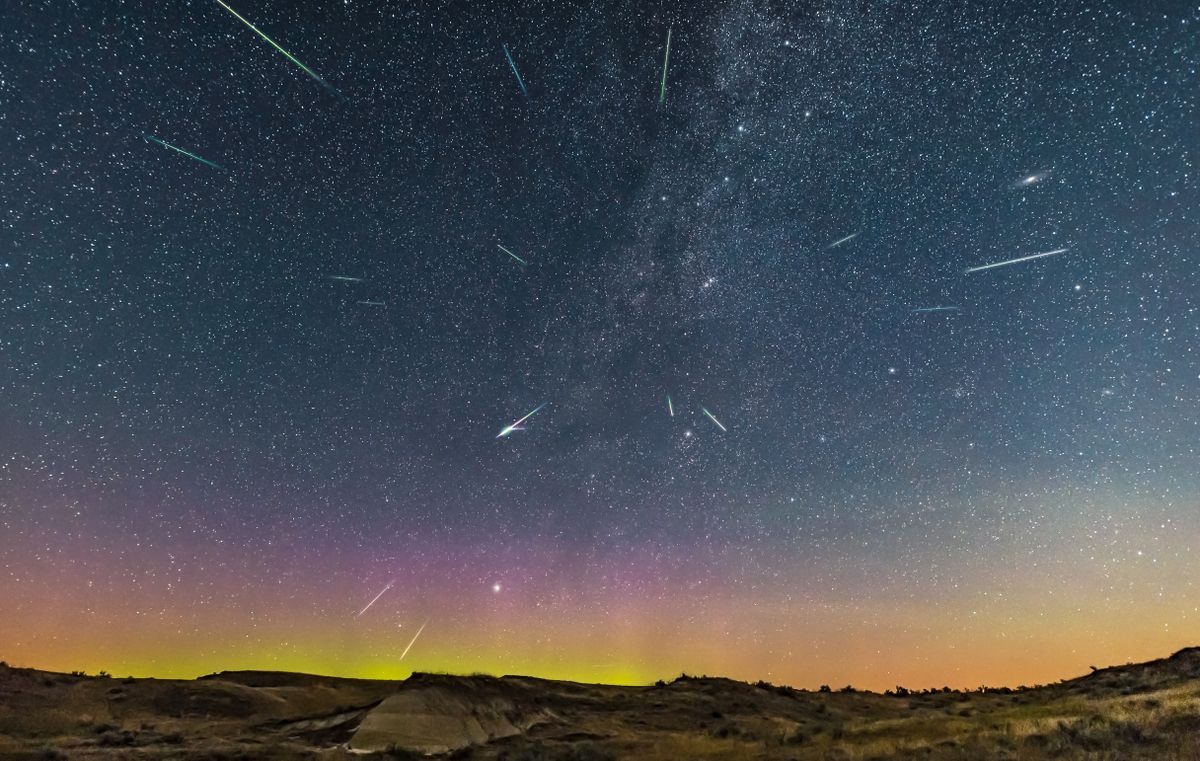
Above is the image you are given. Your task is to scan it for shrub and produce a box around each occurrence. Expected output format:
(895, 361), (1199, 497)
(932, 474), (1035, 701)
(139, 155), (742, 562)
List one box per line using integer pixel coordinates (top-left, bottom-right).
(98, 730), (136, 747)
(818, 684), (832, 693)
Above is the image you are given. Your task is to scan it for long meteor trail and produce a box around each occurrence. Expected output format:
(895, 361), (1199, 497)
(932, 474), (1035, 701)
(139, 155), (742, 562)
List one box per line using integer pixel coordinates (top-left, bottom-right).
(215, 0), (334, 92)
(829, 232), (859, 248)
(701, 407), (727, 432)
(143, 135), (222, 169)
(912, 306), (960, 313)
(497, 244), (527, 266)
(497, 402), (545, 438)
(667, 395), (674, 417)
(659, 28), (672, 105)
(966, 247), (1070, 274)
(502, 44), (528, 96)
(399, 620), (428, 661)
(356, 581), (394, 618)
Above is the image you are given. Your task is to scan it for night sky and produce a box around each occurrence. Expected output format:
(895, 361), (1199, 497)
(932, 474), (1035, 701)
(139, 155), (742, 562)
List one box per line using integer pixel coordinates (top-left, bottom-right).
(1, 0), (1198, 690)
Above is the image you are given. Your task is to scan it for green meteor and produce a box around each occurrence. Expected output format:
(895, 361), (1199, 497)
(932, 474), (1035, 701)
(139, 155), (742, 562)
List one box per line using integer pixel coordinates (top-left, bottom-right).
(497, 244), (527, 266)
(659, 28), (672, 105)
(215, 0), (332, 91)
(143, 134), (222, 170)
(497, 402), (546, 438)
(701, 407), (727, 432)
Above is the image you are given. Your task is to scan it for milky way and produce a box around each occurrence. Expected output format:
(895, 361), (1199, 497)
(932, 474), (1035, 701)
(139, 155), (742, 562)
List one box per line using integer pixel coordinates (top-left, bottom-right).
(1, 1), (1197, 689)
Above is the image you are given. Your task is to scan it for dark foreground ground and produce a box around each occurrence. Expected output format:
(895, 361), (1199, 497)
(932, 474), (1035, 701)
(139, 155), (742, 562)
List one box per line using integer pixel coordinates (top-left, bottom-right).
(2, 648), (1199, 760)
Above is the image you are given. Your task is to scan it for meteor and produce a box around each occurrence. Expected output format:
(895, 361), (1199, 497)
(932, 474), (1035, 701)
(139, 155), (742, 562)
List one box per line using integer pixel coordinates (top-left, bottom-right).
(659, 28), (672, 105)
(357, 300), (386, 306)
(912, 306), (960, 313)
(356, 581), (394, 618)
(502, 43), (528, 96)
(966, 247), (1070, 274)
(829, 232), (859, 248)
(667, 395), (674, 417)
(215, 0), (334, 92)
(143, 134), (222, 170)
(399, 620), (428, 661)
(497, 402), (546, 438)
(701, 407), (727, 432)
(497, 244), (527, 266)
(329, 275), (364, 282)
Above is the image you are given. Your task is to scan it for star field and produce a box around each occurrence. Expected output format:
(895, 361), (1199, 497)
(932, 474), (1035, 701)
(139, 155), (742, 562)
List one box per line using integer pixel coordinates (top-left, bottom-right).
(1, 0), (1198, 689)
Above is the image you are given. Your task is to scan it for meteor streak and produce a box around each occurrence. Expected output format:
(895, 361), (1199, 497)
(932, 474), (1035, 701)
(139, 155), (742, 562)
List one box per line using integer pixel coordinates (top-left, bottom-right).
(667, 395), (674, 417)
(143, 134), (222, 170)
(399, 620), (428, 661)
(329, 275), (364, 282)
(829, 232), (859, 248)
(912, 306), (960, 313)
(497, 402), (546, 438)
(701, 407), (727, 432)
(502, 43), (528, 96)
(356, 581), (394, 618)
(357, 300), (386, 306)
(966, 247), (1070, 274)
(497, 244), (527, 266)
(215, 0), (333, 91)
(659, 28), (672, 105)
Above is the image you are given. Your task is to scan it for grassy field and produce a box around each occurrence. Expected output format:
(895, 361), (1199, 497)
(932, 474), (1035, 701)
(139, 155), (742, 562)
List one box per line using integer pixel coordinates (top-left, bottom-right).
(1, 648), (1198, 759)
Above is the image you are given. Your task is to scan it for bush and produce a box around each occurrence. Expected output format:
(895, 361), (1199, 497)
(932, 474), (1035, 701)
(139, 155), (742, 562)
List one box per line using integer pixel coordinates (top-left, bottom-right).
(98, 730), (136, 747)
(818, 684), (831, 693)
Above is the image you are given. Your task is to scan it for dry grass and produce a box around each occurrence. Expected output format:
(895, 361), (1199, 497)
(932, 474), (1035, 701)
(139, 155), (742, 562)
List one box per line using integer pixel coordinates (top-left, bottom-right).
(3, 650), (1200, 759)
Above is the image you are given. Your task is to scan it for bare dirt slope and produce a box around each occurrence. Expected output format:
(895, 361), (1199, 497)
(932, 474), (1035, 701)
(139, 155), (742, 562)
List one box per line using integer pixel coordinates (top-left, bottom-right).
(1, 648), (1198, 760)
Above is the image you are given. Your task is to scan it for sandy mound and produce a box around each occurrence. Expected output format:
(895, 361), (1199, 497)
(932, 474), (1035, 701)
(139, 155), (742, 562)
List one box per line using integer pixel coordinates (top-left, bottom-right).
(349, 675), (555, 754)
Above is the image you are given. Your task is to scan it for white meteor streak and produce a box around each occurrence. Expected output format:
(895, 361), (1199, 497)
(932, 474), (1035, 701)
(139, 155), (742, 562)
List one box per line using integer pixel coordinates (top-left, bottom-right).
(965, 247), (1070, 274)
(399, 620), (428, 661)
(829, 232), (859, 248)
(356, 581), (394, 618)
(701, 407), (727, 432)
(496, 402), (546, 438)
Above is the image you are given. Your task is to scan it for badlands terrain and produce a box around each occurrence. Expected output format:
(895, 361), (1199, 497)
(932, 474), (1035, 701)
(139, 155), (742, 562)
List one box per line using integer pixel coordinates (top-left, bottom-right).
(1, 648), (1199, 759)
